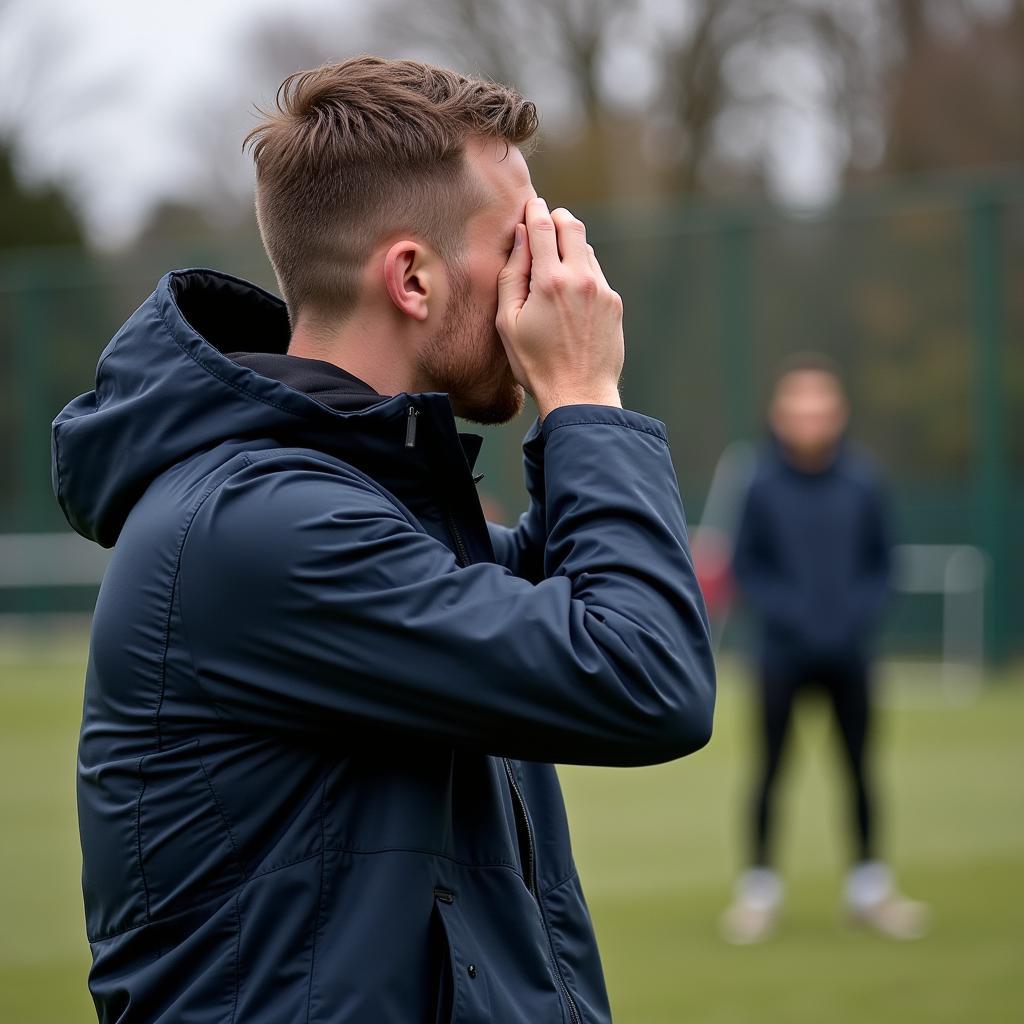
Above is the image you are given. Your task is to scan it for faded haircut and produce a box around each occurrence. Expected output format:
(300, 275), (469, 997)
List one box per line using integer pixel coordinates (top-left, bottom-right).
(775, 351), (842, 383)
(244, 56), (538, 324)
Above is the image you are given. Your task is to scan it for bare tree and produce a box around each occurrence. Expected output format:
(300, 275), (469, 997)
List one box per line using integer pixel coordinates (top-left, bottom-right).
(173, 10), (367, 228)
(121, 0), (1024, 248)
(373, 0), (634, 129)
(371, 0), (881, 202)
(878, 0), (1024, 173)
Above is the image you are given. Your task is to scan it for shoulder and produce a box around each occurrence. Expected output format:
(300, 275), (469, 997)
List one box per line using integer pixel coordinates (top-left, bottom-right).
(183, 449), (420, 564)
(745, 450), (785, 499)
(175, 449), (452, 624)
(835, 444), (886, 497)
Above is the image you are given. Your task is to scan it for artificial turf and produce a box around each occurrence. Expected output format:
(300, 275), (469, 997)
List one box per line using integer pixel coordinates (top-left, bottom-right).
(1, 636), (1020, 1023)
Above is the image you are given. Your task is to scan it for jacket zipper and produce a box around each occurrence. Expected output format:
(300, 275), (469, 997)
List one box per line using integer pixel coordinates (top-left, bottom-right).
(503, 758), (582, 1024)
(417, 404), (579, 1021)
(405, 404), (419, 448)
(408, 404), (470, 568)
(502, 758), (536, 894)
(444, 507), (471, 567)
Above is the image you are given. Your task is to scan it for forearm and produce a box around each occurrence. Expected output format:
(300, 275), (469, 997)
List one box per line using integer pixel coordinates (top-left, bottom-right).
(181, 408), (716, 766)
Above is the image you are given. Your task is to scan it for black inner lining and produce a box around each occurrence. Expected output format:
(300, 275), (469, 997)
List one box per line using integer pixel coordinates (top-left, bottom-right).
(171, 271), (291, 355)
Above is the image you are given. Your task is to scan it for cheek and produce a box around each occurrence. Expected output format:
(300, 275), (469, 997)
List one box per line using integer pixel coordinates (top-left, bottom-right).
(470, 260), (503, 313)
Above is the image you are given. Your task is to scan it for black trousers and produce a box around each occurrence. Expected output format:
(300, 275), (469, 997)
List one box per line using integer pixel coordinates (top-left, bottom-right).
(749, 653), (877, 868)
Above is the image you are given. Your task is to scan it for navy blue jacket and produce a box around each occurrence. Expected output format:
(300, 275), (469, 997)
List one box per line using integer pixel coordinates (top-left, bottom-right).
(731, 437), (891, 668)
(52, 269), (716, 1024)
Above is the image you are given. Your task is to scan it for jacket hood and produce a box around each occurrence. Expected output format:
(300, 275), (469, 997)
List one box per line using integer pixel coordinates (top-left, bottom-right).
(52, 268), (470, 547)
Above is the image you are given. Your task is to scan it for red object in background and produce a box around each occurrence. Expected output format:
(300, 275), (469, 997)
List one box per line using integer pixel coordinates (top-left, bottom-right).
(479, 493), (507, 526)
(691, 526), (735, 620)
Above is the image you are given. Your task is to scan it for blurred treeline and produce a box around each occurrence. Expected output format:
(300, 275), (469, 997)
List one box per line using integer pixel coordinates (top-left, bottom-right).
(0, 0), (1021, 657)
(6, 0), (1024, 248)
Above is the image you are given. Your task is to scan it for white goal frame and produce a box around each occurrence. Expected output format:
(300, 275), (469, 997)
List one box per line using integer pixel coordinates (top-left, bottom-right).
(693, 442), (988, 701)
(0, 522), (988, 699)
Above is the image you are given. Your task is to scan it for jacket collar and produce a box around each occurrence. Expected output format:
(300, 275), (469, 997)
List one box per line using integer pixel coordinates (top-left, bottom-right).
(226, 349), (485, 474)
(53, 268), (487, 546)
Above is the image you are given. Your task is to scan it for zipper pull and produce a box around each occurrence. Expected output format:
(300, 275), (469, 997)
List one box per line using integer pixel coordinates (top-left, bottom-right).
(405, 404), (419, 448)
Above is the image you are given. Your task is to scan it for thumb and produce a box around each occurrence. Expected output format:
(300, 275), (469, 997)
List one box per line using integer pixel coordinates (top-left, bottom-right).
(496, 224), (530, 325)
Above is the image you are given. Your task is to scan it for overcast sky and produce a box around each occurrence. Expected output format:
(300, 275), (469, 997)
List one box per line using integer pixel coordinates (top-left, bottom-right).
(0, 0), (363, 245)
(0, 0), (844, 248)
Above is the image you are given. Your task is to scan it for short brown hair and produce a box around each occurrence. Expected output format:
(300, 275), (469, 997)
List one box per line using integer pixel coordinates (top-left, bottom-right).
(244, 56), (538, 323)
(775, 351), (843, 385)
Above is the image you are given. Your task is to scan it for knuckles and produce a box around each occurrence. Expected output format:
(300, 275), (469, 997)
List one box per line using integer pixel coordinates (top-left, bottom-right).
(534, 269), (613, 304)
(494, 309), (515, 338)
(540, 271), (567, 295)
(532, 268), (602, 296)
(551, 210), (587, 240)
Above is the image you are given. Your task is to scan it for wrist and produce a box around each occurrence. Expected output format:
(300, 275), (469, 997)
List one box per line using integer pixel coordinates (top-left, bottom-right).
(535, 384), (622, 421)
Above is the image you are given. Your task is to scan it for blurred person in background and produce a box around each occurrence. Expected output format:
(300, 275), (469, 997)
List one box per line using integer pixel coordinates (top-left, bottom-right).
(720, 354), (928, 944)
(53, 56), (715, 1023)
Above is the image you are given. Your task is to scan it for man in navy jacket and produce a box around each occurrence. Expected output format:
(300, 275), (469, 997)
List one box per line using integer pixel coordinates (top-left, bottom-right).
(721, 354), (926, 943)
(53, 58), (715, 1022)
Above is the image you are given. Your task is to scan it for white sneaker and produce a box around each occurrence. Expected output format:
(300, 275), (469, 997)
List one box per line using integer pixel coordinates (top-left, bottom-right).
(847, 895), (930, 940)
(844, 861), (929, 940)
(720, 868), (782, 944)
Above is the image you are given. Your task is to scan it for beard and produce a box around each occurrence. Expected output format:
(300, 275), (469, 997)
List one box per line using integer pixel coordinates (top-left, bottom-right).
(416, 268), (525, 426)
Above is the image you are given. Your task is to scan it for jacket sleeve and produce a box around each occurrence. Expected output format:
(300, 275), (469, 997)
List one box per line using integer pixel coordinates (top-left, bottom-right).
(846, 474), (892, 639)
(487, 417), (546, 583)
(730, 481), (804, 634)
(178, 404), (715, 767)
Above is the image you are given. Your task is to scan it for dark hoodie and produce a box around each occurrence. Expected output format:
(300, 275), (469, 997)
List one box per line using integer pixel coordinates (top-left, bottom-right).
(53, 268), (715, 1024)
(731, 436), (892, 669)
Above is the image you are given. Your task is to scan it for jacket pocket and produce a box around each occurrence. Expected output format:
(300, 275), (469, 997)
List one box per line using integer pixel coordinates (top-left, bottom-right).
(432, 888), (492, 1024)
(81, 737), (245, 941)
(79, 751), (152, 939)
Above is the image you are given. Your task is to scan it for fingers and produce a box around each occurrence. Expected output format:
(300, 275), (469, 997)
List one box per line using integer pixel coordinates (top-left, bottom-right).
(586, 243), (609, 287)
(524, 197), (559, 273)
(519, 199), (617, 312)
(496, 222), (531, 329)
(550, 207), (589, 265)
(527, 199), (594, 271)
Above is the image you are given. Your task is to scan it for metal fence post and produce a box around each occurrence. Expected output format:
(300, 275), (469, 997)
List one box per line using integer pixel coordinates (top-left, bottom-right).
(14, 282), (52, 532)
(968, 189), (1010, 664)
(11, 271), (55, 616)
(718, 215), (755, 443)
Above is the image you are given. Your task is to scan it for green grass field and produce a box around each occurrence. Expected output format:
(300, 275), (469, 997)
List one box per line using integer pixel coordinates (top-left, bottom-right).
(1, 634), (1021, 1023)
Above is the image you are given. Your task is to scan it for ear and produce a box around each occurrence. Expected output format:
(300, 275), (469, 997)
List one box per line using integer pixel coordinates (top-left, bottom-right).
(383, 240), (437, 322)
